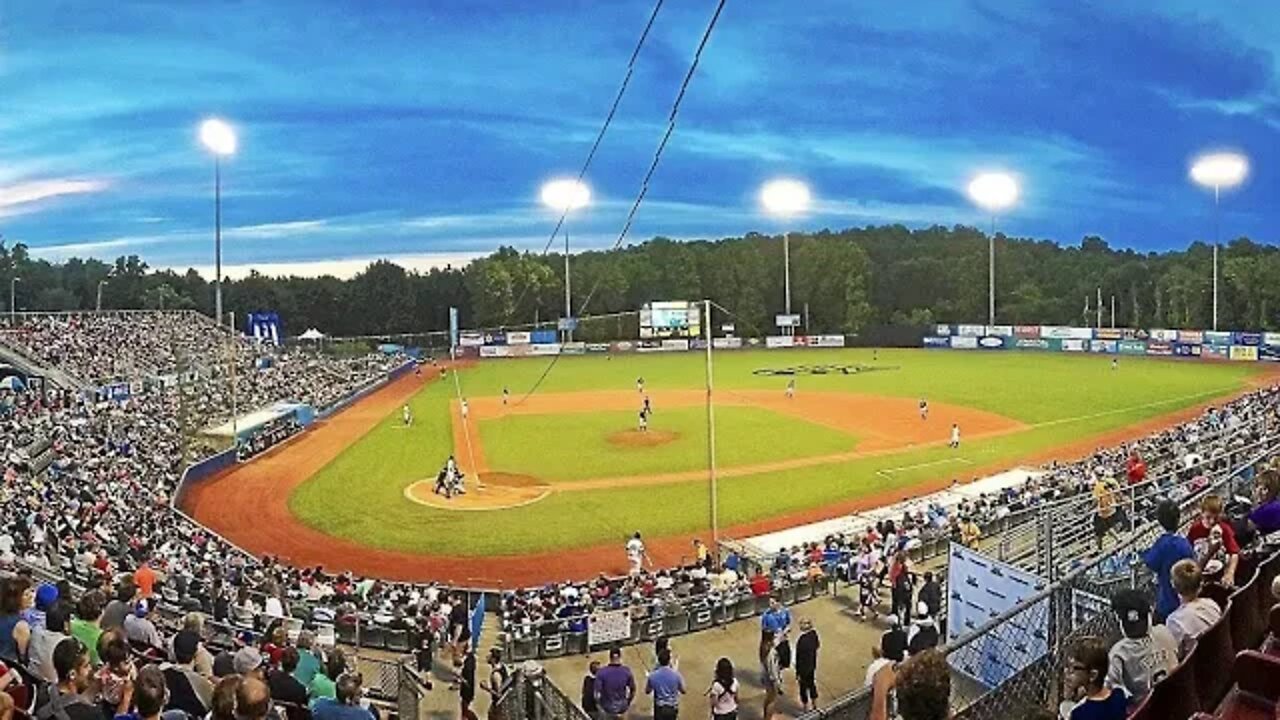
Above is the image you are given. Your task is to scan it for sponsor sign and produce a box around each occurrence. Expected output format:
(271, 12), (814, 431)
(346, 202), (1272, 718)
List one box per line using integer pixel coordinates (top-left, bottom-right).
(712, 337), (743, 350)
(561, 342), (587, 355)
(923, 336), (951, 348)
(612, 341), (634, 352)
(985, 325), (1013, 337)
(458, 331), (484, 347)
(1119, 340), (1147, 355)
(1205, 331), (1233, 345)
(1090, 340), (1118, 353)
(1265, 333), (1280, 347)
(978, 336), (1004, 349)
(935, 324), (953, 336)
(1234, 332), (1262, 346)
(1178, 330), (1204, 344)
(1146, 341), (1173, 356)
(1150, 328), (1178, 342)
(766, 335), (795, 349)
(950, 336), (979, 350)
(531, 329), (557, 344)
(483, 331), (506, 345)
(1230, 345), (1259, 361)
(809, 335), (846, 348)
(557, 317), (577, 331)
(530, 343), (562, 356)
(1259, 345), (1280, 362)
(957, 324), (985, 337)
(506, 331), (532, 345)
(1202, 344), (1229, 360)
(1094, 328), (1123, 340)
(1062, 338), (1086, 352)
(479, 345), (512, 358)
(588, 609), (632, 647)
(1173, 343), (1202, 357)
(690, 339), (708, 350)
(1013, 325), (1041, 338)
(661, 339), (690, 352)
(721, 324), (735, 333)
(775, 314), (801, 328)
(1014, 338), (1050, 350)
(1040, 326), (1092, 340)
(585, 343), (611, 353)
(946, 543), (1048, 689)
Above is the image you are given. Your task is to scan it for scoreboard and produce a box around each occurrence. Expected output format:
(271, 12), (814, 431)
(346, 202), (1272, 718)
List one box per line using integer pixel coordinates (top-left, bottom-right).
(639, 301), (701, 339)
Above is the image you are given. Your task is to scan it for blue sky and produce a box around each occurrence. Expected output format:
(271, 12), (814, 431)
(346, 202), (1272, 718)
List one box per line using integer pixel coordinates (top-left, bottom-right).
(1, 1), (1278, 277)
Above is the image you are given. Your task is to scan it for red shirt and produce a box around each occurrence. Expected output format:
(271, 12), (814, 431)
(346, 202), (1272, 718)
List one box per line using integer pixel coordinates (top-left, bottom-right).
(1187, 519), (1240, 554)
(749, 574), (772, 597)
(134, 564), (156, 598)
(1126, 457), (1147, 485)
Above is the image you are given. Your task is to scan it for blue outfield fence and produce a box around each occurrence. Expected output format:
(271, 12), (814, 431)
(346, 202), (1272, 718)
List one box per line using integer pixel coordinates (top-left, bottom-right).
(925, 323), (1280, 365)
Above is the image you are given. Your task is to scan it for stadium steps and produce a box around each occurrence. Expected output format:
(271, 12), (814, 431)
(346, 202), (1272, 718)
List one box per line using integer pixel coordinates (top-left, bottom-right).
(0, 336), (90, 389)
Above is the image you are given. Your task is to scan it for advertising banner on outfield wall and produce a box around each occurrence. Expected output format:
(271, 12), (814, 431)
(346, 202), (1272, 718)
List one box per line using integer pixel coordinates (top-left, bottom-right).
(612, 341), (635, 352)
(1090, 340), (1118, 353)
(1202, 344), (1229, 360)
(1178, 330), (1204, 344)
(483, 331), (506, 345)
(1146, 342), (1173, 356)
(480, 345), (512, 358)
(586, 343), (611, 353)
(459, 331), (484, 347)
(1094, 328), (1124, 340)
(957, 324), (986, 337)
(978, 337), (1004, 349)
(935, 324), (952, 336)
(1062, 338), (1087, 352)
(1265, 333), (1280, 347)
(506, 331), (531, 345)
(1041, 326), (1093, 340)
(1119, 340), (1147, 355)
(662, 339), (690, 351)
(531, 329), (557, 344)
(561, 342), (587, 355)
(1014, 338), (1050, 350)
(985, 325), (1013, 337)
(950, 336), (978, 349)
(529, 343), (561, 356)
(1014, 325), (1041, 338)
(923, 336), (950, 348)
(1150, 329), (1178, 342)
(766, 335), (795, 349)
(1173, 343), (1202, 357)
(1260, 345), (1280, 362)
(713, 337), (744, 349)
(1234, 332), (1263, 346)
(1230, 345), (1259, 361)
(1205, 331), (1233, 345)
(809, 335), (846, 348)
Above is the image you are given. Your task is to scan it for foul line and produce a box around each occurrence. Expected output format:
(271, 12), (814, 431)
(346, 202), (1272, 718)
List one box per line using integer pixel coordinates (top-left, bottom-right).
(876, 457), (973, 479)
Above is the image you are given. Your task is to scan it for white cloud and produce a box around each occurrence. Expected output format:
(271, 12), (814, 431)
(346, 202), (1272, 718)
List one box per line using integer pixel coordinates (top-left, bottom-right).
(0, 178), (109, 216)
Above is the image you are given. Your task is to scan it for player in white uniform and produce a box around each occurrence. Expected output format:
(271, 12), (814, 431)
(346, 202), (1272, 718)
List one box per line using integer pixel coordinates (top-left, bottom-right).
(460, 398), (469, 421)
(919, 398), (928, 420)
(402, 404), (413, 426)
(502, 386), (510, 405)
(626, 532), (648, 576)
(949, 423), (961, 449)
(638, 408), (649, 432)
(636, 376), (645, 394)
(785, 378), (796, 399)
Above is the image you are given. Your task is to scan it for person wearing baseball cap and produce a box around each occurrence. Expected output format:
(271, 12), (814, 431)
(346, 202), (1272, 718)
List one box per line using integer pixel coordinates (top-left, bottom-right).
(233, 646), (265, 678)
(1105, 589), (1177, 703)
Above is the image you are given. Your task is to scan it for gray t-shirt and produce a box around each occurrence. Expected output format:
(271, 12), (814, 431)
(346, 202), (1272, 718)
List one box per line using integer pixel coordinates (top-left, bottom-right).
(1107, 626), (1178, 699)
(1165, 600), (1221, 658)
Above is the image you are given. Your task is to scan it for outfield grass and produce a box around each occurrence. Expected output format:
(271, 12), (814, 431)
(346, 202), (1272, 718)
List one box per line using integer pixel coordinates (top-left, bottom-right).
(287, 349), (1259, 555)
(480, 405), (858, 482)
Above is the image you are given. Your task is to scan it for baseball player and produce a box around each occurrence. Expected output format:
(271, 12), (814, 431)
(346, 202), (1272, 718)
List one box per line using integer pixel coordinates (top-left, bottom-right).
(626, 532), (650, 576)
(643, 395), (652, 416)
(918, 398), (928, 420)
(638, 408), (649, 432)
(502, 386), (510, 405)
(949, 423), (961, 449)
(636, 376), (645, 394)
(402, 404), (413, 426)
(785, 378), (796, 399)
(1111, 357), (1118, 371)
(460, 398), (469, 421)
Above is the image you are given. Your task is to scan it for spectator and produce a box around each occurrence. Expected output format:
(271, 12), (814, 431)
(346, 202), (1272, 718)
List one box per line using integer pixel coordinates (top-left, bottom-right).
(917, 572), (942, 620)
(124, 600), (164, 651)
(211, 676), (239, 720)
(235, 676), (274, 720)
(895, 650), (950, 720)
(0, 577), (32, 662)
(1248, 468), (1280, 536)
(759, 631), (783, 720)
(172, 613), (215, 678)
(69, 591), (104, 666)
(1142, 500), (1195, 622)
(1187, 495), (1240, 587)
(759, 598), (791, 669)
(134, 559), (157, 599)
(1062, 638), (1127, 720)
(881, 616), (908, 663)
(101, 584), (136, 632)
(868, 648), (896, 720)
(1106, 589), (1177, 703)
(481, 647), (509, 714)
(164, 630), (214, 716)
(0, 688), (11, 720)
(293, 631), (323, 688)
(27, 600), (71, 683)
(309, 648), (347, 702)
(459, 645), (477, 720)
(580, 660), (600, 720)
(644, 647), (684, 720)
(959, 516), (981, 549)
(705, 658), (738, 720)
(907, 602), (940, 656)
(234, 645), (266, 679)
(123, 664), (186, 720)
(96, 629), (137, 713)
(312, 673), (375, 720)
(794, 618), (820, 712)
(1165, 559), (1222, 659)
(889, 551), (914, 624)
(593, 647), (634, 720)
(35, 638), (98, 720)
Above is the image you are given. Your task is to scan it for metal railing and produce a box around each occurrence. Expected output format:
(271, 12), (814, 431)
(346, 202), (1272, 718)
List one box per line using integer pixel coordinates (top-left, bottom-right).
(493, 665), (591, 720)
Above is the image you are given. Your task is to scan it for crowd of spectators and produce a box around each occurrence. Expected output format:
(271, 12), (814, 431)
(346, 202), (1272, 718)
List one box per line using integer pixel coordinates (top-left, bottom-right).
(237, 418), (303, 462)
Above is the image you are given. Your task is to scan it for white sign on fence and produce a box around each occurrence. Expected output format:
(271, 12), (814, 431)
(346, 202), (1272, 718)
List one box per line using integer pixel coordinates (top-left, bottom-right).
(588, 609), (632, 646)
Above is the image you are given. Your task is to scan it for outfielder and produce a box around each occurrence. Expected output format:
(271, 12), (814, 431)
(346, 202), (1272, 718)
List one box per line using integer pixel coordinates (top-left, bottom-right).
(786, 378), (796, 399)
(403, 404), (413, 426)
(638, 408), (649, 432)
(949, 423), (961, 449)
(636, 376), (645, 394)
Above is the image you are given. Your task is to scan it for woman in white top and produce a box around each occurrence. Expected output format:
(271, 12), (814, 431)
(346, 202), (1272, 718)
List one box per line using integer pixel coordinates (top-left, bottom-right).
(706, 657), (739, 720)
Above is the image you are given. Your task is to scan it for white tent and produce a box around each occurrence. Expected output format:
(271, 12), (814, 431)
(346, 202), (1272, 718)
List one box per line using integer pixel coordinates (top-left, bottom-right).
(0, 376), (26, 391)
(298, 328), (326, 340)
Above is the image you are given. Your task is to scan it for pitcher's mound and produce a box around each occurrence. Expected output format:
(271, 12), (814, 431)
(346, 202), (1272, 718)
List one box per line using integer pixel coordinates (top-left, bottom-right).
(607, 429), (679, 448)
(404, 472), (549, 511)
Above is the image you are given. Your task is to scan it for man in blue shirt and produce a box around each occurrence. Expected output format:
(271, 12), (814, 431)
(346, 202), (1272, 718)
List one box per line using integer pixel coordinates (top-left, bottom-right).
(312, 674), (376, 720)
(644, 649), (685, 720)
(761, 597), (792, 670)
(1141, 500), (1194, 621)
(594, 647), (635, 720)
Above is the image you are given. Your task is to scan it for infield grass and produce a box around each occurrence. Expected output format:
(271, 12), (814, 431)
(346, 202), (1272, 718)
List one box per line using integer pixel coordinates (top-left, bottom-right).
(288, 349), (1260, 555)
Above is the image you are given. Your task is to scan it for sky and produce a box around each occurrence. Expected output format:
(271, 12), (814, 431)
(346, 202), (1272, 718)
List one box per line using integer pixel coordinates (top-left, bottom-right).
(2, 1), (1279, 278)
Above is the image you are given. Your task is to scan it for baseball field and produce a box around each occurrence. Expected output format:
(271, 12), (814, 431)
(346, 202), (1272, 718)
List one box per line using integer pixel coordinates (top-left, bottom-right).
(184, 349), (1265, 583)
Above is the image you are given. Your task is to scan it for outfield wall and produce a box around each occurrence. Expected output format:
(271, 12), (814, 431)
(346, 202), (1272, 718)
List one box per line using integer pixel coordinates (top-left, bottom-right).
(924, 323), (1280, 363)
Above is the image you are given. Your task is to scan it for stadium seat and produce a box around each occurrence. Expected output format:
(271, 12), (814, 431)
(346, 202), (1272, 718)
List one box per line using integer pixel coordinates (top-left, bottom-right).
(335, 621), (357, 646)
(1202, 582), (1232, 611)
(315, 623), (336, 650)
(1228, 571), (1265, 653)
(1212, 650), (1280, 719)
(385, 628), (410, 652)
(284, 617), (304, 644)
(1192, 608), (1236, 708)
(361, 625), (386, 649)
(1263, 606), (1280, 657)
(1139, 654), (1200, 720)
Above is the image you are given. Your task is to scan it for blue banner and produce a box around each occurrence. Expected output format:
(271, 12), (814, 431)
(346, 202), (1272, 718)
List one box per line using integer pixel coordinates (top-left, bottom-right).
(923, 336), (950, 348)
(246, 312), (283, 345)
(531, 329), (557, 344)
(470, 594), (486, 649)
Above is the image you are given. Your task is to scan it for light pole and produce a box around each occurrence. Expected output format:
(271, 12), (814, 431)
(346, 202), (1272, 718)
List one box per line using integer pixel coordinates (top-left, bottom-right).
(539, 179), (591, 342)
(96, 280), (108, 312)
(1190, 152), (1248, 330)
(199, 118), (238, 325)
(966, 172), (1019, 326)
(760, 179), (811, 336)
(9, 277), (18, 323)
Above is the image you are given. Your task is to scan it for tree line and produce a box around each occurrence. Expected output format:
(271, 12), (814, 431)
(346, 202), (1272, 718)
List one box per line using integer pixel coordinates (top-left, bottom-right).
(2, 226), (1276, 337)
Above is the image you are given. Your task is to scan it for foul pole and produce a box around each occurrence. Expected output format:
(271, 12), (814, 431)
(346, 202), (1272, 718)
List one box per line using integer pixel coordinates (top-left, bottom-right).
(704, 299), (719, 549)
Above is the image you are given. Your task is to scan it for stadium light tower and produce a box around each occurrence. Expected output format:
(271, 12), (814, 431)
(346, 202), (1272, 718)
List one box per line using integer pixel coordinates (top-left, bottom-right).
(760, 179), (811, 335)
(9, 276), (18, 322)
(540, 178), (591, 341)
(1190, 151), (1248, 330)
(199, 118), (238, 326)
(966, 172), (1019, 326)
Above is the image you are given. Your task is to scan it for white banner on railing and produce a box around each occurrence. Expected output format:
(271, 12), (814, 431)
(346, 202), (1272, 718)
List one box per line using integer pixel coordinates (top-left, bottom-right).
(945, 543), (1048, 689)
(588, 609), (632, 646)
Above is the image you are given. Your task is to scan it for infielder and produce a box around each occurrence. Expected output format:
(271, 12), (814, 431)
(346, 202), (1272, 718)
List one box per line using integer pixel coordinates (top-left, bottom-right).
(638, 408), (649, 432)
(919, 398), (928, 420)
(785, 378), (796, 399)
(636, 376), (645, 394)
(949, 423), (961, 449)
(502, 386), (510, 405)
(643, 395), (652, 416)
